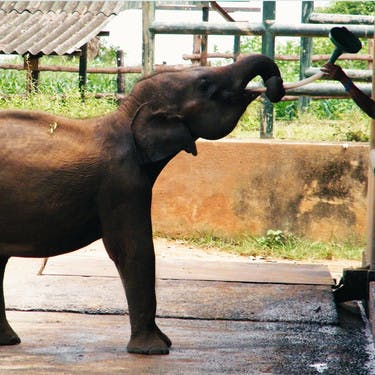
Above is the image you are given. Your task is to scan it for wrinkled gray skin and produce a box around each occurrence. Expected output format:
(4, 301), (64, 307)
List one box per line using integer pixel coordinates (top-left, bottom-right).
(0, 54), (284, 354)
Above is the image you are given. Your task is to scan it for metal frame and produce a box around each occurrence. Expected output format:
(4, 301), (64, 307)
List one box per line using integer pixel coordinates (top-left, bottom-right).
(143, 1), (373, 138)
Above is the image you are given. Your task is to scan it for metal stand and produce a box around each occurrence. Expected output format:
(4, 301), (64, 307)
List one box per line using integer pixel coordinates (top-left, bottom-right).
(333, 26), (375, 304)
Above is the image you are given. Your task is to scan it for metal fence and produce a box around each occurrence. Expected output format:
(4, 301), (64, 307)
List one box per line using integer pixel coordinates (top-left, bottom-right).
(142, 1), (374, 137)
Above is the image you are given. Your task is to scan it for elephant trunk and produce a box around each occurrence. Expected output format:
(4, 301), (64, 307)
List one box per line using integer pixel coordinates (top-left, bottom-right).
(228, 54), (285, 102)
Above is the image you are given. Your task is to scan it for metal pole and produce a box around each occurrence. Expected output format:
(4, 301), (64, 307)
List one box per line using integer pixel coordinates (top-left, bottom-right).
(233, 36), (240, 61)
(150, 21), (373, 37)
(261, 1), (275, 139)
(299, 1), (314, 112)
(201, 2), (209, 66)
(365, 23), (375, 270)
(116, 49), (125, 94)
(142, 2), (155, 76)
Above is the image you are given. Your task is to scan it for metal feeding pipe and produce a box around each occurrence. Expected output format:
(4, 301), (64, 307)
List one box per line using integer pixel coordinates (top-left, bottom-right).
(248, 27), (362, 93)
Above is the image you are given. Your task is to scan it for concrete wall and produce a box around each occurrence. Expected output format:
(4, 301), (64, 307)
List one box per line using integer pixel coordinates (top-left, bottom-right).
(152, 139), (369, 241)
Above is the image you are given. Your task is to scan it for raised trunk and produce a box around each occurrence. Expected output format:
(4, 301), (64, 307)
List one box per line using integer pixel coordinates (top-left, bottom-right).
(226, 54), (285, 102)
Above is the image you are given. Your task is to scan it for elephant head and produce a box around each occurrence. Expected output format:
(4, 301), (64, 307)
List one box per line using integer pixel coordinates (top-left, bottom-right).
(129, 54), (285, 164)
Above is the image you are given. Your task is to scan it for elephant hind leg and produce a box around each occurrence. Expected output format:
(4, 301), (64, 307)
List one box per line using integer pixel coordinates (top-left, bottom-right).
(0, 257), (20, 345)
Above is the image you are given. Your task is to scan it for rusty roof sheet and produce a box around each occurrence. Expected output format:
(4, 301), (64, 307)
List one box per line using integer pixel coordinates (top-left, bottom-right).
(0, 1), (124, 55)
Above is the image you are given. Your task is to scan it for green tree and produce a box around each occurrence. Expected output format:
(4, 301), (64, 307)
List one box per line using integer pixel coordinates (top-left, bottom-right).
(316, 1), (374, 15)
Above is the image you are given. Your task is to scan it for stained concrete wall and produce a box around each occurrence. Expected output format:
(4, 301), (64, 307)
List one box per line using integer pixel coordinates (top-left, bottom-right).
(152, 139), (369, 241)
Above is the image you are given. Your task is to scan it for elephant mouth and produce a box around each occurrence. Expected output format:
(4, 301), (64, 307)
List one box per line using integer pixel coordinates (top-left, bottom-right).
(219, 84), (260, 104)
(232, 88), (260, 104)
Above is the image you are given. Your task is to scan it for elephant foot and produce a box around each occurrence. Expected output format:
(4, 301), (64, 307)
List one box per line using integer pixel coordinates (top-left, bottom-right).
(127, 328), (171, 355)
(0, 324), (21, 346)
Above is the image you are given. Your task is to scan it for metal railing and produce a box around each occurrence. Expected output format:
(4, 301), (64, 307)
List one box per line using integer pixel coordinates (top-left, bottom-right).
(142, 1), (374, 138)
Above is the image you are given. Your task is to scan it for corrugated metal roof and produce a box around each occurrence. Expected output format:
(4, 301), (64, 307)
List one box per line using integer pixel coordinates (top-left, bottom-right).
(0, 1), (124, 55)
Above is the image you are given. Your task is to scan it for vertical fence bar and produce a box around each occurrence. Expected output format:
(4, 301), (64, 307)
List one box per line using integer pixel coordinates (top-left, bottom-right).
(366, 24), (375, 270)
(79, 43), (88, 99)
(233, 35), (240, 61)
(116, 49), (125, 94)
(142, 2), (155, 75)
(201, 2), (209, 66)
(260, 1), (275, 138)
(299, 1), (314, 112)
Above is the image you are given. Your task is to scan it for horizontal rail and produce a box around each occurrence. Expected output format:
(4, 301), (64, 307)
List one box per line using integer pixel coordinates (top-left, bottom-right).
(183, 52), (372, 62)
(305, 67), (372, 81)
(150, 21), (374, 38)
(270, 23), (373, 38)
(248, 82), (372, 97)
(0, 64), (142, 74)
(309, 13), (374, 25)
(0, 64), (186, 74)
(154, 4), (260, 13)
(0, 92), (126, 100)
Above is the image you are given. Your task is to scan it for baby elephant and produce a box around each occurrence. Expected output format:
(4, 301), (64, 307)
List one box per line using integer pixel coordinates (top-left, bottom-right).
(0, 54), (284, 354)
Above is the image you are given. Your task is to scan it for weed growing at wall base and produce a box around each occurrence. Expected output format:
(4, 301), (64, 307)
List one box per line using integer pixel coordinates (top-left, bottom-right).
(171, 231), (365, 262)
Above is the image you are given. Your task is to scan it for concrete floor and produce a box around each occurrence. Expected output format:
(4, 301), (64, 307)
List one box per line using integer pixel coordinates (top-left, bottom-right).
(1, 240), (374, 374)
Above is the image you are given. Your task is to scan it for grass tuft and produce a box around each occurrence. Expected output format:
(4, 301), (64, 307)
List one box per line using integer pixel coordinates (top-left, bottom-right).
(0, 91), (117, 118)
(169, 230), (365, 262)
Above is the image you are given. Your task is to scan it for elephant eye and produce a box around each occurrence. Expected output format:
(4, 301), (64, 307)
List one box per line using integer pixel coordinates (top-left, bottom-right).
(198, 78), (211, 93)
(197, 77), (218, 98)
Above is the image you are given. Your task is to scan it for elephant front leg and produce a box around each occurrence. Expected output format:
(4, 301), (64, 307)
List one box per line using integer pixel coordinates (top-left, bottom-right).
(102, 196), (171, 355)
(117, 252), (171, 355)
(0, 257), (20, 345)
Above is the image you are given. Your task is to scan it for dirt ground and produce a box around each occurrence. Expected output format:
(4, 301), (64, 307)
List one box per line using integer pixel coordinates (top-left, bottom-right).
(153, 237), (362, 284)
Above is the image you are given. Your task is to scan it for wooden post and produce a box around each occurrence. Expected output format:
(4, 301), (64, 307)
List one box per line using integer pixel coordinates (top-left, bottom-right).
(192, 35), (201, 65)
(142, 2), (155, 76)
(116, 49), (125, 94)
(200, 2), (209, 66)
(79, 43), (88, 99)
(24, 54), (40, 94)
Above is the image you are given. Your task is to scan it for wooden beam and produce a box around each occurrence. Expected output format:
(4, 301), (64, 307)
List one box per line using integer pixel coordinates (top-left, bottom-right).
(79, 43), (88, 98)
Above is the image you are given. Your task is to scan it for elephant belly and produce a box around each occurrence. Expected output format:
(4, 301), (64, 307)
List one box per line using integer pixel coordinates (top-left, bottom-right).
(0, 188), (102, 258)
(0, 156), (104, 257)
(0, 216), (102, 258)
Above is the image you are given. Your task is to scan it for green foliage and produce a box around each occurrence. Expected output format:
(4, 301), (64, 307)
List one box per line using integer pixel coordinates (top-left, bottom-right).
(275, 41), (301, 83)
(0, 42), (141, 96)
(0, 69), (26, 93)
(0, 92), (117, 118)
(231, 101), (262, 137)
(240, 36), (262, 55)
(316, 1), (374, 15)
(94, 40), (118, 66)
(174, 231), (364, 261)
(272, 103), (370, 142)
(255, 229), (297, 249)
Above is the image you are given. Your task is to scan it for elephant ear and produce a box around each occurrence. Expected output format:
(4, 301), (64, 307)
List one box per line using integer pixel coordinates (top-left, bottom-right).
(131, 107), (197, 164)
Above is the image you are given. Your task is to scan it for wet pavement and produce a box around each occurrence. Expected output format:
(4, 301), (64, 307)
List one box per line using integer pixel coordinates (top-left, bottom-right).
(1, 240), (374, 374)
